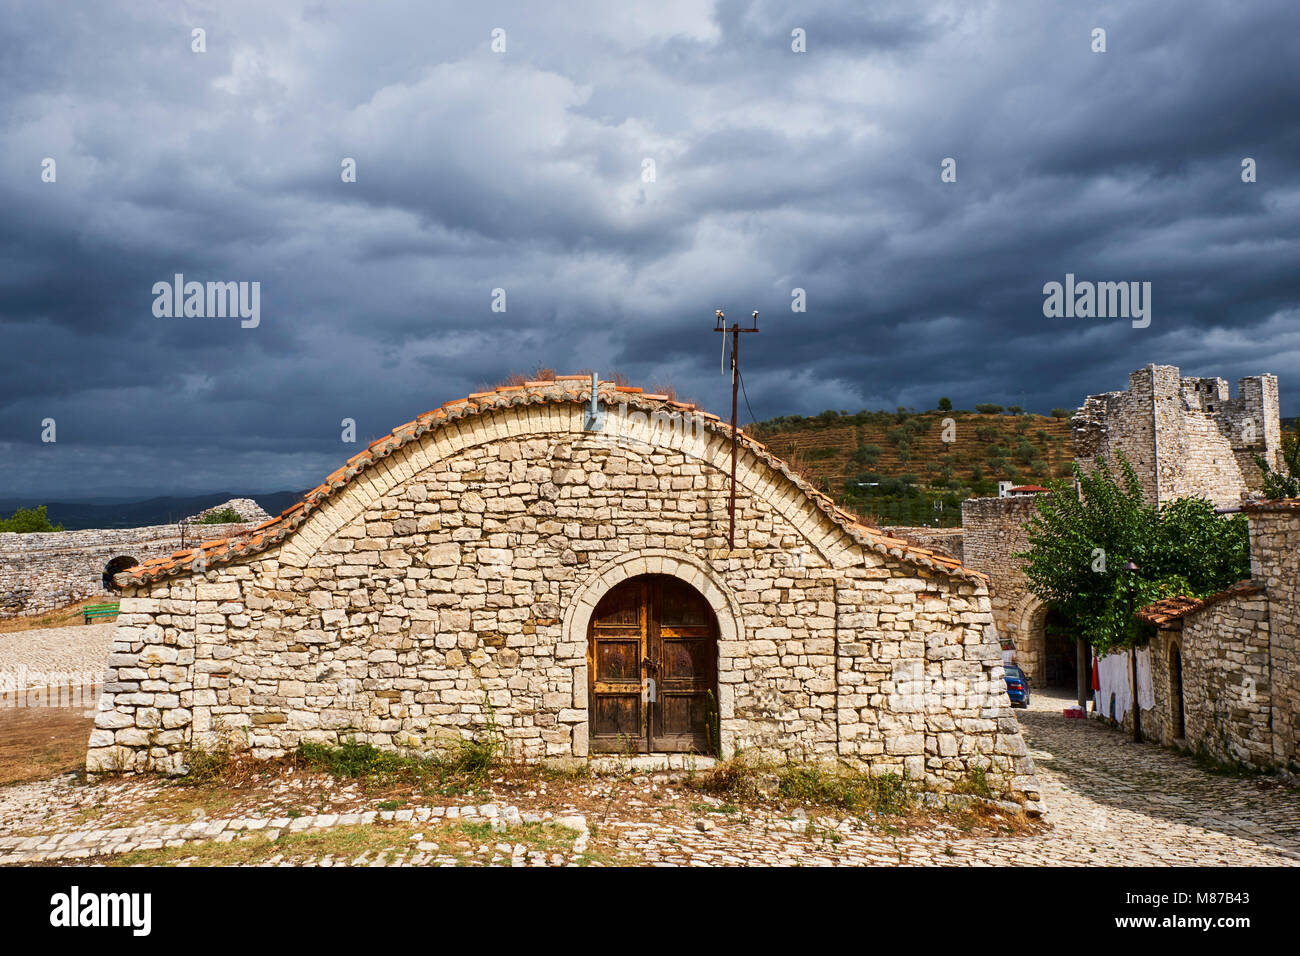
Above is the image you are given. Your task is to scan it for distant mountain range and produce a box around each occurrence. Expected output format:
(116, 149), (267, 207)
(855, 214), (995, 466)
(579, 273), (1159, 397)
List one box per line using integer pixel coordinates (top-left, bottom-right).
(0, 492), (306, 531)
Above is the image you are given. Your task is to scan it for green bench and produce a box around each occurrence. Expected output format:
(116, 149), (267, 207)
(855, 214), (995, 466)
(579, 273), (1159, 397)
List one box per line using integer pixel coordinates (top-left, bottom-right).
(84, 602), (120, 624)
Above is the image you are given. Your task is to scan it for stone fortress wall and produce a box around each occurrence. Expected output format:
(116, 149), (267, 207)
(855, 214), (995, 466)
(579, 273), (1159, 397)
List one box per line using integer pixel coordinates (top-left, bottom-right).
(963, 364), (1284, 688)
(0, 499), (269, 617)
(1072, 365), (1280, 508)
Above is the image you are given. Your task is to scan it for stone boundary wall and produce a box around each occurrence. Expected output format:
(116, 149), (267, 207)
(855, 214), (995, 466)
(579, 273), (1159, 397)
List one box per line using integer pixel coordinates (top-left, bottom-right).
(0, 519), (261, 617)
(959, 496), (1045, 681)
(87, 399), (1040, 804)
(1142, 597), (1273, 766)
(1247, 507), (1300, 770)
(1122, 505), (1299, 773)
(882, 526), (964, 563)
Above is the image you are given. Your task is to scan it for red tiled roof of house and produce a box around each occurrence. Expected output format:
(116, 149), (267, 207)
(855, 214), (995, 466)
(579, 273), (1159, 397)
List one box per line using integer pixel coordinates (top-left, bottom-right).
(119, 378), (988, 587)
(1136, 580), (1266, 628)
(1008, 485), (1049, 493)
(1243, 498), (1300, 511)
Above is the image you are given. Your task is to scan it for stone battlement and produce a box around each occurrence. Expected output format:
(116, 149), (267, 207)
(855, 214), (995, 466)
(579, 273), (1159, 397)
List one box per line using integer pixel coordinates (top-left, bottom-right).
(1072, 364), (1280, 508)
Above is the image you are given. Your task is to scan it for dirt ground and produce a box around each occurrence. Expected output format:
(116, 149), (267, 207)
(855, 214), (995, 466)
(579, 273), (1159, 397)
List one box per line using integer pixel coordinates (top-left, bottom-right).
(0, 706), (95, 787)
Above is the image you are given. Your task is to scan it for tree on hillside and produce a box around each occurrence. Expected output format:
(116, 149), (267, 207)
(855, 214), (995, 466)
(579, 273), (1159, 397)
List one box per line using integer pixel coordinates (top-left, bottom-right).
(0, 505), (64, 533)
(1256, 430), (1300, 499)
(1050, 408), (1072, 419)
(938, 397), (952, 411)
(975, 403), (1003, 415)
(1018, 453), (1249, 660)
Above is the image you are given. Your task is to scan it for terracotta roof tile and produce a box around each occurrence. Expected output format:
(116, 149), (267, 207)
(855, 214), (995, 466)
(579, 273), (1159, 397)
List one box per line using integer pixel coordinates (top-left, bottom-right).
(1243, 498), (1300, 511)
(1137, 580), (1266, 628)
(117, 377), (989, 587)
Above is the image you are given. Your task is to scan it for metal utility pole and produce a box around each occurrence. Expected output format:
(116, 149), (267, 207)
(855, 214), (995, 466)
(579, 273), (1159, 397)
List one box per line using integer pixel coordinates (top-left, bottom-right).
(1123, 561), (1142, 742)
(713, 309), (759, 549)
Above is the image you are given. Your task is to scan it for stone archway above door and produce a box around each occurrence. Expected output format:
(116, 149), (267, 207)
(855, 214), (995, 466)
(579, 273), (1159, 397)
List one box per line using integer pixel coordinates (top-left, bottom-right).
(587, 574), (719, 754)
(564, 550), (742, 757)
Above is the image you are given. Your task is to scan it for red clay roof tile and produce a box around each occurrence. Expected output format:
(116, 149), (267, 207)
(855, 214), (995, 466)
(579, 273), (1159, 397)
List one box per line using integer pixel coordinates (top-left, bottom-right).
(118, 377), (988, 587)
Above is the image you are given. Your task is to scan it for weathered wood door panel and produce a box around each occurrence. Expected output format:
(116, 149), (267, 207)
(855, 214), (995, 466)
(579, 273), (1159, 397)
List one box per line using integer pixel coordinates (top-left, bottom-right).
(587, 574), (718, 754)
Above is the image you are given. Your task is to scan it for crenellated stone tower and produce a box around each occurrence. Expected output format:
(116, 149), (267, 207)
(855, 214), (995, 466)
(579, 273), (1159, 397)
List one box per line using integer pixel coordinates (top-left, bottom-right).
(1071, 364), (1281, 508)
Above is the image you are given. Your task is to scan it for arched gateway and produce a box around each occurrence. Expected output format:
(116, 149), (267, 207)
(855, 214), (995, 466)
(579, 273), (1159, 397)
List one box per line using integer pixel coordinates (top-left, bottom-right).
(89, 376), (1040, 806)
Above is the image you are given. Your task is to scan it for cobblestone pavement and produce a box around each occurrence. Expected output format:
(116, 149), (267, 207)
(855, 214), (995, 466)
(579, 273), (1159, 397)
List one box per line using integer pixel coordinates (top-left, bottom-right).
(0, 645), (1296, 864)
(0, 623), (112, 707)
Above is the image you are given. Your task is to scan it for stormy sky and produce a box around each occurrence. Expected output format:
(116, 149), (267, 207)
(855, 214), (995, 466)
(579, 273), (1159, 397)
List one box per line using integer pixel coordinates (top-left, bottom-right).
(2, 0), (1298, 499)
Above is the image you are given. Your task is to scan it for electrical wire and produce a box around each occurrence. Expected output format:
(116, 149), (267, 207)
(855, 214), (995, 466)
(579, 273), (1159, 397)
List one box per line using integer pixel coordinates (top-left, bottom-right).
(738, 366), (759, 429)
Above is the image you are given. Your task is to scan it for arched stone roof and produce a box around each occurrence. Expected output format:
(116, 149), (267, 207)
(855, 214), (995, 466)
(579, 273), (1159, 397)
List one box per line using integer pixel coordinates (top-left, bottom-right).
(119, 376), (986, 586)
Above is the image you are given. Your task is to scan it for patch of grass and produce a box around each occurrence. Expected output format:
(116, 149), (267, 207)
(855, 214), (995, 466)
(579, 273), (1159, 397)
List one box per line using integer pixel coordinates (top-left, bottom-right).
(103, 819), (609, 868)
(0, 598), (113, 634)
(692, 755), (914, 816)
(294, 724), (504, 793)
(195, 507), (245, 525)
(952, 765), (994, 799)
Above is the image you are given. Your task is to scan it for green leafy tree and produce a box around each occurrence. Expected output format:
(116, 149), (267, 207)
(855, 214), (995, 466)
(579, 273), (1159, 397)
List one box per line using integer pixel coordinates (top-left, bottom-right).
(1050, 408), (1071, 419)
(975, 403), (1004, 415)
(0, 505), (63, 533)
(853, 444), (883, 466)
(1018, 453), (1249, 656)
(1256, 430), (1300, 499)
(938, 397), (952, 411)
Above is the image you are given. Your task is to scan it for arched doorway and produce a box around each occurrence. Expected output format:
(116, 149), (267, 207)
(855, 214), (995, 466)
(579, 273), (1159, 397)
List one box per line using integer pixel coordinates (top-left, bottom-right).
(102, 556), (139, 591)
(1170, 643), (1186, 740)
(587, 574), (719, 755)
(1043, 609), (1078, 688)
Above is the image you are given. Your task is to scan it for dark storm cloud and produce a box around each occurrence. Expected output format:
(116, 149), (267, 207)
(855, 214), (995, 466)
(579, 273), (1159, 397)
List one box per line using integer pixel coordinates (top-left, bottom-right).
(1, 0), (1298, 498)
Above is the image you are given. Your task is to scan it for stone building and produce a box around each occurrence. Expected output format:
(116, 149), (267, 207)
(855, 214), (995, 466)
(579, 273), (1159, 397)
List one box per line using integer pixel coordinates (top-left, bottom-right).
(959, 496), (1051, 683)
(87, 376), (1039, 805)
(1072, 364), (1280, 508)
(0, 498), (270, 618)
(1135, 503), (1300, 773)
(963, 363), (1283, 685)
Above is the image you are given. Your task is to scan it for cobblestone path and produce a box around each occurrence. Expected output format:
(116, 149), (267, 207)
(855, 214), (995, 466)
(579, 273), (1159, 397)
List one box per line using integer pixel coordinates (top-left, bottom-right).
(0, 628), (1296, 865)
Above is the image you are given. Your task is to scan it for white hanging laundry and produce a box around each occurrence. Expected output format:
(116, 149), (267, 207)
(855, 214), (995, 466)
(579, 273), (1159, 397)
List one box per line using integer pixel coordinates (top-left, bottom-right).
(1135, 646), (1155, 711)
(1096, 651), (1132, 722)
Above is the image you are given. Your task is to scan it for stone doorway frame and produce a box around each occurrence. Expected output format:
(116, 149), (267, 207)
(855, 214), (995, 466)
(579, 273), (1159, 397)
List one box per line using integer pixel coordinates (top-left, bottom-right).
(564, 549), (743, 759)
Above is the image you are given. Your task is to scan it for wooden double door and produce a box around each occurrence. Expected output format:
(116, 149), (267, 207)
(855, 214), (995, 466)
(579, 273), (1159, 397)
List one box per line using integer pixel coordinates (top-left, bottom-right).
(587, 574), (719, 754)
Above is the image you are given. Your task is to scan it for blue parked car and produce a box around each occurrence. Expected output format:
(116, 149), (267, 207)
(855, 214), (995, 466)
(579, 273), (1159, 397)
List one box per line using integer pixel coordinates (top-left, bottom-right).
(1003, 662), (1031, 708)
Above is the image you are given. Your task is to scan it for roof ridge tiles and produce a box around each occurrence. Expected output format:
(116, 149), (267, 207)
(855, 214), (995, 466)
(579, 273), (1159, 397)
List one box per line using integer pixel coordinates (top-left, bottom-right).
(118, 375), (986, 586)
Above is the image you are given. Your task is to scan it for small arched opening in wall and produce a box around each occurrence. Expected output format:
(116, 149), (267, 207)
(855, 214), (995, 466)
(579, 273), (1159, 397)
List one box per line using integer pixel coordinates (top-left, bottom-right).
(564, 551), (742, 759)
(1169, 640), (1186, 741)
(102, 556), (139, 592)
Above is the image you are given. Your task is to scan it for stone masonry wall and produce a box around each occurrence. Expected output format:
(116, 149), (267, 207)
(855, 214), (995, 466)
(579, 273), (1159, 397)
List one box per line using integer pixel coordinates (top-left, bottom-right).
(1073, 365), (1280, 508)
(1177, 595), (1272, 766)
(882, 527), (964, 563)
(0, 519), (261, 617)
(1247, 506), (1300, 770)
(960, 496), (1044, 682)
(88, 400), (1038, 803)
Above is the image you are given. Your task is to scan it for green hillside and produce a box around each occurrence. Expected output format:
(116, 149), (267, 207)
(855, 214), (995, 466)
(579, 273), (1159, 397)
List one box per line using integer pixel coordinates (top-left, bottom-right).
(748, 406), (1076, 527)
